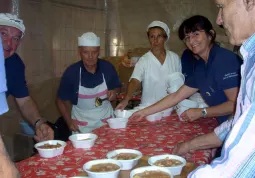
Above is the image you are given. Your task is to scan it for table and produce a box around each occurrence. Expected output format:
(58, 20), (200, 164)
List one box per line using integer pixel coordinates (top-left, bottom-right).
(16, 115), (218, 178)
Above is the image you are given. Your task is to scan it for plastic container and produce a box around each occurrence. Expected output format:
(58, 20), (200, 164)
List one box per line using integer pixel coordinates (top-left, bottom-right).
(148, 154), (186, 176)
(107, 149), (142, 170)
(83, 159), (122, 178)
(20, 120), (35, 135)
(167, 85), (180, 94)
(179, 99), (198, 108)
(130, 166), (173, 178)
(69, 133), (98, 149)
(146, 112), (163, 122)
(114, 110), (133, 118)
(107, 118), (128, 129)
(162, 108), (174, 117)
(34, 140), (66, 158)
(166, 72), (185, 87)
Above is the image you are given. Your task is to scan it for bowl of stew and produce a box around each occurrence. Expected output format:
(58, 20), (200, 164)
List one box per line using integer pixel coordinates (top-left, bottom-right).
(83, 159), (122, 178)
(34, 140), (66, 158)
(107, 149), (143, 170)
(148, 154), (186, 175)
(130, 166), (173, 178)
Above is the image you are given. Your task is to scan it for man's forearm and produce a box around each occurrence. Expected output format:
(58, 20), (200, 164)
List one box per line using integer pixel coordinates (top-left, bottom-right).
(124, 79), (141, 100)
(56, 98), (72, 123)
(15, 96), (42, 126)
(206, 100), (235, 118)
(189, 132), (223, 151)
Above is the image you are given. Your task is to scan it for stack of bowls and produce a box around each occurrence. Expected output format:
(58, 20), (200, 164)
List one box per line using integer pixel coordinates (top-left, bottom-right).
(176, 99), (199, 121)
(107, 118), (128, 129)
(189, 92), (208, 108)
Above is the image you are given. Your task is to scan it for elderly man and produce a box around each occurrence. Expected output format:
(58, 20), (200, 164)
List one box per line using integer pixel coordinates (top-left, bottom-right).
(57, 32), (121, 133)
(0, 13), (53, 142)
(172, 0), (255, 177)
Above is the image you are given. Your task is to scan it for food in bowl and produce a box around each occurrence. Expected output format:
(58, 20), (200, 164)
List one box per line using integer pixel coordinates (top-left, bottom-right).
(34, 140), (67, 158)
(111, 153), (139, 160)
(148, 154), (186, 176)
(89, 163), (120, 172)
(153, 157), (183, 167)
(107, 149), (142, 170)
(38, 143), (62, 149)
(133, 170), (171, 178)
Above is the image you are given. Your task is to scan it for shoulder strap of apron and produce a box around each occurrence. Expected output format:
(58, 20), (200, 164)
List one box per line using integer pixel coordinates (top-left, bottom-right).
(79, 67), (81, 86)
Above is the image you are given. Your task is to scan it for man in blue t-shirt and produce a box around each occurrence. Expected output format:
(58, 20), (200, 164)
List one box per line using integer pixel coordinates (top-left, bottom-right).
(57, 32), (121, 133)
(0, 13), (53, 142)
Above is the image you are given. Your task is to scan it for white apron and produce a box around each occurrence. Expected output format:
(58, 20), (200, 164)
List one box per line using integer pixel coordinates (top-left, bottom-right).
(71, 68), (113, 133)
(141, 51), (180, 104)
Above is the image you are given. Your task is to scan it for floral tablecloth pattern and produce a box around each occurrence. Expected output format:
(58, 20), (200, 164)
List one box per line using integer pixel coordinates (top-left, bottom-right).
(16, 115), (218, 178)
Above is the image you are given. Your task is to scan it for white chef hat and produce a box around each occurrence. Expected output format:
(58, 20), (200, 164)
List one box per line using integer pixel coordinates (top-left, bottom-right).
(0, 13), (25, 38)
(78, 32), (100, 47)
(147, 21), (170, 41)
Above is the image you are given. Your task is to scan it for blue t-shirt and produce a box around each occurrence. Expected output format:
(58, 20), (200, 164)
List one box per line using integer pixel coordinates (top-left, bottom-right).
(181, 49), (198, 80)
(58, 59), (121, 105)
(185, 44), (242, 124)
(5, 53), (29, 98)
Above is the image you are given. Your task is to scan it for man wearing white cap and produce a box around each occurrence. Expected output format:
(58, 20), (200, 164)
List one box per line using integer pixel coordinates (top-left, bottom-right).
(57, 32), (121, 133)
(0, 13), (54, 142)
(116, 20), (181, 110)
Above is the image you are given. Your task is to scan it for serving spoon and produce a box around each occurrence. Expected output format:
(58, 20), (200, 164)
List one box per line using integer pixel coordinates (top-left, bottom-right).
(95, 97), (108, 107)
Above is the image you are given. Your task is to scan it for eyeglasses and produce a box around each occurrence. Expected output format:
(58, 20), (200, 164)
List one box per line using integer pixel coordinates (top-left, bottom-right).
(183, 30), (205, 43)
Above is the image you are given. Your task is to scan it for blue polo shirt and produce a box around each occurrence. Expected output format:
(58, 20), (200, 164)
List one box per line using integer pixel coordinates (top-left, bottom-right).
(181, 49), (198, 80)
(58, 59), (121, 105)
(5, 53), (29, 98)
(185, 44), (242, 124)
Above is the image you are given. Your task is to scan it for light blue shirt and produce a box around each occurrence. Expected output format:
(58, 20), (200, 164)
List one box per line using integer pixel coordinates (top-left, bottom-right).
(0, 37), (8, 115)
(189, 33), (255, 178)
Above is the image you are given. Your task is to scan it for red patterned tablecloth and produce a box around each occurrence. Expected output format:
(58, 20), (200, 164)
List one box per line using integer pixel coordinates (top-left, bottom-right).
(16, 115), (218, 178)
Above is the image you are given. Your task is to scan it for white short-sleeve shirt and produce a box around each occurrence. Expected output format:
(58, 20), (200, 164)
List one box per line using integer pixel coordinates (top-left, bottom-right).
(130, 50), (181, 104)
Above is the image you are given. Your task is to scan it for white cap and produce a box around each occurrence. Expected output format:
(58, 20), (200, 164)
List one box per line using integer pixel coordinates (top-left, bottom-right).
(0, 13), (25, 37)
(147, 21), (170, 41)
(78, 32), (100, 47)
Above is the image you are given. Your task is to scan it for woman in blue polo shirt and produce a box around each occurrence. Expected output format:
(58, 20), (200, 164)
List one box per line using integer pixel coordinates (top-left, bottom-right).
(57, 32), (121, 133)
(130, 15), (242, 125)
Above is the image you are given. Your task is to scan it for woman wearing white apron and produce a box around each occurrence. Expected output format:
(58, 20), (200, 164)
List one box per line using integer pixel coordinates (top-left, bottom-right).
(116, 21), (181, 110)
(57, 32), (121, 133)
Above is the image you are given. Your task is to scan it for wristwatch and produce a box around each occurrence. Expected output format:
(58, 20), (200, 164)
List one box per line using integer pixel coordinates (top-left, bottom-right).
(201, 108), (207, 118)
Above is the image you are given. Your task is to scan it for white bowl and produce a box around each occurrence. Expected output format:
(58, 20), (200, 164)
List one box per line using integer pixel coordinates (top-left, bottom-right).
(179, 99), (198, 108)
(146, 112), (163, 122)
(107, 118), (128, 129)
(162, 107), (173, 117)
(189, 93), (205, 103)
(34, 140), (66, 158)
(69, 133), (98, 149)
(83, 159), (122, 178)
(148, 154), (186, 176)
(130, 166), (173, 178)
(114, 110), (133, 118)
(166, 72), (185, 87)
(106, 149), (143, 170)
(198, 102), (209, 108)
(170, 79), (184, 88)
